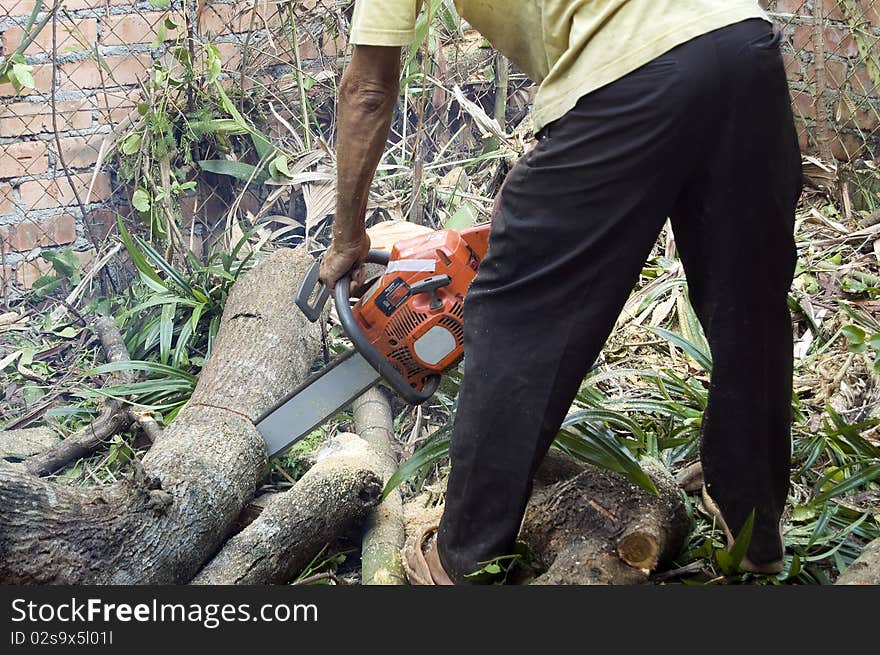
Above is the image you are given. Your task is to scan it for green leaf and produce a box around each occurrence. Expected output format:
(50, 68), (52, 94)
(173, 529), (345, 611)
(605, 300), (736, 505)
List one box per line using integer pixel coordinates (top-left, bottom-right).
(382, 437), (451, 500)
(728, 509), (755, 570)
(53, 326), (81, 338)
(86, 360), (197, 383)
(445, 201), (477, 231)
(187, 118), (249, 137)
(151, 22), (166, 48)
(198, 159), (268, 184)
(715, 548), (734, 576)
(811, 462), (880, 504)
(204, 43), (222, 83)
(11, 62), (34, 89)
(251, 132), (274, 161)
(553, 426), (657, 495)
(121, 131), (142, 155)
(650, 327), (713, 372)
(30, 275), (62, 298)
(117, 216), (163, 286)
(41, 249), (79, 278)
(159, 302), (176, 364)
(134, 235), (194, 297)
(842, 324), (866, 345)
(563, 408), (647, 444)
(132, 188), (151, 213)
(269, 154), (292, 179)
(149, 0), (171, 7)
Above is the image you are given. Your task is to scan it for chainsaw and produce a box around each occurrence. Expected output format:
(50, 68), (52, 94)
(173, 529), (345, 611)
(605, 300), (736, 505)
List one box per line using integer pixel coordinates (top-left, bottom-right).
(256, 223), (491, 458)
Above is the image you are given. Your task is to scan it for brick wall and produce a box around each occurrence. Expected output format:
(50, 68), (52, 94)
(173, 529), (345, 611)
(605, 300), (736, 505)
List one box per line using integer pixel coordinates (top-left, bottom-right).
(0, 0), (349, 294)
(1, 1), (879, 295)
(761, 0), (880, 159)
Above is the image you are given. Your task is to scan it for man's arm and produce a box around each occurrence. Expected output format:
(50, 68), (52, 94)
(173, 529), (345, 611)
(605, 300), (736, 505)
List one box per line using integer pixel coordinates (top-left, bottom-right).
(319, 45), (401, 287)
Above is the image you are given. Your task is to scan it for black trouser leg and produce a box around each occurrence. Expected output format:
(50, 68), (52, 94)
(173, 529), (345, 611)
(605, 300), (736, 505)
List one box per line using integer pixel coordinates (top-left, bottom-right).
(670, 23), (802, 566)
(436, 18), (801, 581)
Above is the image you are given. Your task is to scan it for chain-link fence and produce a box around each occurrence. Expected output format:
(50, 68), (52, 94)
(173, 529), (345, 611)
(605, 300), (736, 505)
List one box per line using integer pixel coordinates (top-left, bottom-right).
(765, 1), (879, 160)
(1, 0), (879, 301)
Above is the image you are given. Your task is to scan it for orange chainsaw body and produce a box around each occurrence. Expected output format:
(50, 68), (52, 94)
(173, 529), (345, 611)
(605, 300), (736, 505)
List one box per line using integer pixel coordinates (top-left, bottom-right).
(351, 223), (491, 392)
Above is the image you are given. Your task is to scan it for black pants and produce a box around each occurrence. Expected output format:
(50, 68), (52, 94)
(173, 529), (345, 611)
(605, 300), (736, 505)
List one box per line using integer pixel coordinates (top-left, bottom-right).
(437, 18), (803, 581)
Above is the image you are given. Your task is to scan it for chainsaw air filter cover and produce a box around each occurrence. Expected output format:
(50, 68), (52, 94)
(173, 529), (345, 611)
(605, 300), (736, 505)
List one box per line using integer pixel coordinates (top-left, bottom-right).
(352, 225), (489, 392)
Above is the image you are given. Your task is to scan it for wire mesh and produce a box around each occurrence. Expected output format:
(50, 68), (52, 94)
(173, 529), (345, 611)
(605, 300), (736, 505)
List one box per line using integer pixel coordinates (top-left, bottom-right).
(1, 0), (878, 299)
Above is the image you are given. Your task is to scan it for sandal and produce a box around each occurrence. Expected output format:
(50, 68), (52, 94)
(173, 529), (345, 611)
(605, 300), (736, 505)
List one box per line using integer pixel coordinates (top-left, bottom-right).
(401, 523), (455, 585)
(701, 486), (784, 575)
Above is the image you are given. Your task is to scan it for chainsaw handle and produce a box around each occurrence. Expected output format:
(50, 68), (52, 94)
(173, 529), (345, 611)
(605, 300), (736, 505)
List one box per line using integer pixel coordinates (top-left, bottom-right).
(295, 249), (391, 323)
(334, 273), (440, 405)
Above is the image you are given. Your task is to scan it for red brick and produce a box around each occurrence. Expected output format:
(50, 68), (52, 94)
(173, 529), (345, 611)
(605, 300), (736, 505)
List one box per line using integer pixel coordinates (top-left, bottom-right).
(792, 24), (813, 51)
(0, 64), (53, 97)
(775, 0), (808, 14)
(1, 214), (76, 251)
(55, 134), (107, 170)
(0, 183), (14, 215)
(851, 64), (876, 96)
(61, 54), (152, 90)
(782, 52), (802, 82)
(16, 257), (53, 288)
(830, 131), (867, 160)
(807, 58), (849, 88)
(3, 0), (117, 11)
(216, 41), (242, 71)
(101, 12), (183, 47)
(200, 2), (282, 35)
(18, 172), (110, 211)
(822, 0), (846, 21)
(792, 90), (817, 120)
(1, 19), (97, 57)
(835, 98), (880, 132)
(0, 141), (49, 179)
(0, 100), (93, 137)
(84, 208), (116, 241)
(97, 89), (142, 125)
(794, 26), (859, 58)
(0, 1), (40, 18)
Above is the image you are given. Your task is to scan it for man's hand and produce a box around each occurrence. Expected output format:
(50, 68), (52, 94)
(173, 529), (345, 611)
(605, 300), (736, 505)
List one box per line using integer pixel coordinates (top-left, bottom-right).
(319, 233), (371, 288)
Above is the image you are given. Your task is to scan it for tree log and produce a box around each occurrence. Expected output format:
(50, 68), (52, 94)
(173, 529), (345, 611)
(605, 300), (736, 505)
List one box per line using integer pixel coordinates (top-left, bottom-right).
(0, 247), (324, 584)
(353, 388), (406, 585)
(0, 428), (60, 462)
(835, 537), (880, 585)
(521, 453), (689, 585)
(193, 434), (382, 584)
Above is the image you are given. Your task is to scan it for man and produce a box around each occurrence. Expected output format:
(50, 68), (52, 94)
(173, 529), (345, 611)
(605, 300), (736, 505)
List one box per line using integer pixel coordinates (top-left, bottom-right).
(319, 0), (802, 584)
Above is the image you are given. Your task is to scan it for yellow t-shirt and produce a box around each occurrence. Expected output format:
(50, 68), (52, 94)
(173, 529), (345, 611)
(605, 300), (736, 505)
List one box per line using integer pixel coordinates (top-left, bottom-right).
(349, 1), (769, 131)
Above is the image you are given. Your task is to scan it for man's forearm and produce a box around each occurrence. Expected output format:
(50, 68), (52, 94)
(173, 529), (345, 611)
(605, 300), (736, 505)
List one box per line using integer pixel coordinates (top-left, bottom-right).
(333, 45), (401, 244)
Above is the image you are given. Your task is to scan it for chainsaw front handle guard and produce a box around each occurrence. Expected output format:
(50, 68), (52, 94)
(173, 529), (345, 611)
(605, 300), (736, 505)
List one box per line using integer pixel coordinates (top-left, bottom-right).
(295, 249), (391, 322)
(334, 271), (441, 406)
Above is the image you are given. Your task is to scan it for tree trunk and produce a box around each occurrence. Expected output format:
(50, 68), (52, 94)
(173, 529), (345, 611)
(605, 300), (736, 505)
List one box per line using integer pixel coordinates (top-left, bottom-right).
(522, 452), (689, 585)
(0, 428), (60, 462)
(835, 537), (880, 585)
(193, 434), (382, 585)
(0, 247), (324, 584)
(353, 388), (406, 585)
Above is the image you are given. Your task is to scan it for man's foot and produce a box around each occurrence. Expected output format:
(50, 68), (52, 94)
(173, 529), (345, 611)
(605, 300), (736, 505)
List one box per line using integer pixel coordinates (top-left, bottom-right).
(701, 486), (784, 575)
(401, 523), (455, 585)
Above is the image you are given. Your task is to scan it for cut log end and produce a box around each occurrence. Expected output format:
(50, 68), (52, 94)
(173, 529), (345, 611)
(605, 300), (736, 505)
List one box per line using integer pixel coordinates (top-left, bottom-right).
(617, 531), (661, 571)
